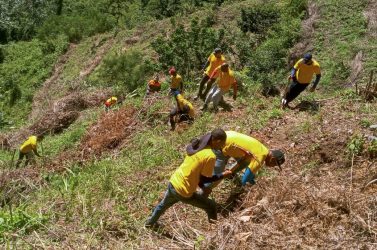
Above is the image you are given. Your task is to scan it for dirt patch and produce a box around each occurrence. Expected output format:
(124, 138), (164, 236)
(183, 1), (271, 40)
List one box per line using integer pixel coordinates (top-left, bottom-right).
(5, 91), (109, 148)
(80, 106), (138, 156)
(364, 0), (377, 38)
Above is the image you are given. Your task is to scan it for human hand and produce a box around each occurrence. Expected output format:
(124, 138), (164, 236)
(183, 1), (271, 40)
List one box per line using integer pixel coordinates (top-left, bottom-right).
(223, 169), (233, 178)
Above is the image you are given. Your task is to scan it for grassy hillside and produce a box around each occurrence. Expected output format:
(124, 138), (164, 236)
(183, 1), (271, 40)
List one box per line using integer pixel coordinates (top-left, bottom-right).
(0, 0), (376, 248)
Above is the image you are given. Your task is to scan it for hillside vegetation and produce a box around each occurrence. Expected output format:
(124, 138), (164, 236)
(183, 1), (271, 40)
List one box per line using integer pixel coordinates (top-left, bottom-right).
(0, 0), (376, 248)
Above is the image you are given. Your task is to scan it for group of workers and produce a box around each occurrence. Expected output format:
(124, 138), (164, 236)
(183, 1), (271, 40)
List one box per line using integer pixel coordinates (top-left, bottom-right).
(14, 48), (322, 231)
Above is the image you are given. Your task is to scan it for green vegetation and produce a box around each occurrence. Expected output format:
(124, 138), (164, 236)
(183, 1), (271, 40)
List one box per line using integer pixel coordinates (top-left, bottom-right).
(0, 0), (376, 248)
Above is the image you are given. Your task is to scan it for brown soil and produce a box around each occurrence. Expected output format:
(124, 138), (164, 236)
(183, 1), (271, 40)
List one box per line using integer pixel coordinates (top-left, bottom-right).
(139, 98), (376, 249)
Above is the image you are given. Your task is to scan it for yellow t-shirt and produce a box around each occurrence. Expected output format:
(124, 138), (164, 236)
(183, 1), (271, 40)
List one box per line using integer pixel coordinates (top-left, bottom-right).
(176, 94), (195, 118)
(222, 131), (269, 174)
(20, 136), (37, 153)
(294, 59), (321, 84)
(170, 148), (216, 198)
(211, 66), (236, 92)
(205, 53), (226, 77)
(170, 74), (182, 89)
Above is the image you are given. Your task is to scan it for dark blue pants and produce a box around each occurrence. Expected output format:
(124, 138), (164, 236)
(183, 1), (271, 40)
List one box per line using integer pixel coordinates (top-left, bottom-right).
(285, 80), (309, 104)
(146, 183), (217, 225)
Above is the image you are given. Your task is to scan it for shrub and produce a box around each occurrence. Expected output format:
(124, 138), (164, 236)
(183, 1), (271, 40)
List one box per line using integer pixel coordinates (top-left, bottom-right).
(238, 3), (281, 34)
(152, 17), (227, 78)
(98, 49), (155, 92)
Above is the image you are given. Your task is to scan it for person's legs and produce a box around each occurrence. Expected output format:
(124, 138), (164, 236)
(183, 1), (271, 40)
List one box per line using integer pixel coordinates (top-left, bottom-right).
(24, 152), (33, 167)
(15, 151), (25, 168)
(202, 85), (218, 109)
(146, 183), (180, 225)
(169, 108), (179, 130)
(202, 81), (214, 100)
(284, 81), (308, 104)
(196, 74), (210, 100)
(211, 88), (225, 110)
(184, 192), (217, 221)
(241, 167), (256, 186)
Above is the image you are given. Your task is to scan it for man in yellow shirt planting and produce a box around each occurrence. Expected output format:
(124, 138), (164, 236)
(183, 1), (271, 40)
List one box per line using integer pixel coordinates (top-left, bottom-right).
(281, 53), (321, 109)
(201, 131), (285, 195)
(201, 63), (237, 112)
(169, 91), (195, 131)
(145, 128), (232, 227)
(195, 48), (226, 100)
(16, 135), (43, 168)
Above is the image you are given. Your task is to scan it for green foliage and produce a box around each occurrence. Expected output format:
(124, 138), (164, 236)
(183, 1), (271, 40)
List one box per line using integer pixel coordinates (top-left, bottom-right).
(152, 17), (227, 78)
(239, 3), (280, 34)
(0, 205), (47, 242)
(0, 36), (68, 126)
(244, 0), (306, 88)
(347, 135), (364, 156)
(97, 49), (154, 92)
(37, 13), (114, 43)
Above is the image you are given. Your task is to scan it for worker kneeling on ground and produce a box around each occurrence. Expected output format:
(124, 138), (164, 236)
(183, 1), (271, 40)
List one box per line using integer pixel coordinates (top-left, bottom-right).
(281, 53), (321, 109)
(201, 131), (285, 195)
(169, 91), (195, 131)
(104, 96), (118, 112)
(16, 135), (43, 168)
(145, 129), (233, 228)
(201, 63), (237, 112)
(146, 75), (161, 95)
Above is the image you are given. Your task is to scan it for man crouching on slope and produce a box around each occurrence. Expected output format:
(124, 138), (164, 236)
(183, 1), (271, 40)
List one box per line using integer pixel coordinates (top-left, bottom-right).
(201, 131), (285, 196)
(145, 128), (233, 228)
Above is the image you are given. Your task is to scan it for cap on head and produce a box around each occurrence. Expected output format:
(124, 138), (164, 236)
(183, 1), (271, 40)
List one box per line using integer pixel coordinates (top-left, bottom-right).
(270, 149), (285, 168)
(214, 48), (222, 54)
(304, 53), (312, 61)
(169, 67), (176, 75)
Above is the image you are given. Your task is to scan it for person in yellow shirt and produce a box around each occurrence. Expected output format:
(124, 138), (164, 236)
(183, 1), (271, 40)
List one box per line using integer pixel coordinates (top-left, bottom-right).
(201, 131), (285, 195)
(195, 48), (226, 100)
(281, 53), (321, 109)
(201, 63), (237, 112)
(169, 67), (183, 94)
(146, 75), (161, 95)
(16, 135), (43, 168)
(169, 91), (195, 131)
(145, 128), (232, 228)
(104, 96), (118, 112)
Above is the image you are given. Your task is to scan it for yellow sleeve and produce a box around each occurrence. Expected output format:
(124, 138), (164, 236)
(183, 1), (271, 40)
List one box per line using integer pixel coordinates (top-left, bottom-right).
(248, 153), (267, 174)
(294, 59), (303, 69)
(314, 62), (321, 75)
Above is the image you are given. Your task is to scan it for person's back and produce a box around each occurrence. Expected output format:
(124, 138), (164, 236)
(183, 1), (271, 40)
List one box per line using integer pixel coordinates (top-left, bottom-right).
(20, 136), (37, 153)
(170, 147), (216, 198)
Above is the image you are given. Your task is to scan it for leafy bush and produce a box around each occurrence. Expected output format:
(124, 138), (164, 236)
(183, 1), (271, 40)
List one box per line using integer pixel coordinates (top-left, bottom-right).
(0, 36), (68, 124)
(98, 49), (155, 92)
(238, 3), (281, 34)
(152, 17), (227, 78)
(37, 13), (114, 43)
(241, 0), (307, 89)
